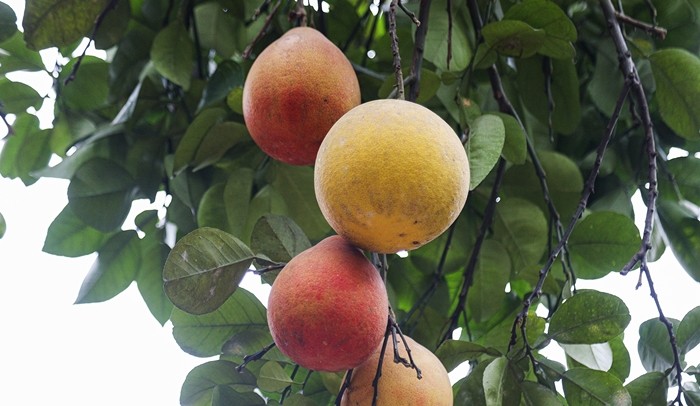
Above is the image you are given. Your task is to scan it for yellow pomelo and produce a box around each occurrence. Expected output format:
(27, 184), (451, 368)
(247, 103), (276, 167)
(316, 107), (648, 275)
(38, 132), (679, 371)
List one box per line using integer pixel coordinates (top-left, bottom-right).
(314, 99), (470, 253)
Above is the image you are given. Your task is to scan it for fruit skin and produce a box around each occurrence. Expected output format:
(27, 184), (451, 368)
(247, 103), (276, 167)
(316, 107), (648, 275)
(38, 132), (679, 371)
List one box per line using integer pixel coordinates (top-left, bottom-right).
(314, 99), (470, 253)
(267, 235), (389, 372)
(242, 27), (361, 166)
(340, 335), (453, 406)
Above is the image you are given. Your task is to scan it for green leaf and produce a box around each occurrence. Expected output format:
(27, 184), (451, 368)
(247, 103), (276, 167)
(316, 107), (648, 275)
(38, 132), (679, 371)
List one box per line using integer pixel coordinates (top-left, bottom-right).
(200, 60), (244, 109)
(67, 157), (135, 232)
(0, 114), (51, 185)
(467, 114), (505, 190)
(0, 2), (17, 43)
(192, 122), (250, 171)
(493, 197), (548, 274)
(520, 381), (563, 405)
(548, 290), (631, 344)
(163, 227), (255, 315)
(257, 361), (293, 393)
(516, 56), (581, 135)
(0, 211), (5, 239)
(684, 382), (700, 406)
(678, 306), (700, 354)
(42, 205), (112, 257)
(502, 150), (584, 220)
(193, 2), (239, 59)
(75, 230), (140, 303)
(268, 163), (330, 241)
(588, 42), (625, 117)
(667, 157), (700, 206)
(494, 112), (527, 164)
(637, 317), (680, 374)
(482, 20), (547, 58)
(434, 340), (499, 372)
(221, 329), (287, 365)
(454, 358), (492, 404)
(468, 239), (511, 322)
(504, 0), (577, 59)
(22, 0), (110, 50)
(250, 214), (311, 263)
(173, 108), (227, 173)
(180, 360), (264, 406)
(0, 78), (43, 114)
(136, 238), (172, 325)
(0, 31), (46, 73)
(151, 21), (194, 89)
(657, 199), (700, 282)
(650, 48), (700, 139)
(562, 368), (631, 405)
(625, 372), (668, 406)
(58, 56), (110, 111)
(568, 212), (641, 279)
(561, 342), (613, 371)
(608, 336), (631, 383)
(483, 356), (523, 405)
(171, 288), (268, 357)
(422, 0), (471, 71)
(242, 184), (290, 244)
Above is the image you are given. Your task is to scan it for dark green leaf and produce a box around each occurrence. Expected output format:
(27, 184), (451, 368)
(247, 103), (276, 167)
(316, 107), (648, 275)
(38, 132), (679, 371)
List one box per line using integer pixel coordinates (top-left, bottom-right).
(548, 290), (630, 344)
(483, 356), (523, 405)
(588, 42), (625, 117)
(0, 211), (5, 239)
(504, 0), (577, 59)
(608, 336), (631, 383)
(42, 205), (112, 257)
(192, 122), (250, 171)
(180, 360), (264, 406)
(678, 306), (700, 354)
(562, 368), (631, 405)
(625, 372), (668, 406)
(136, 233), (173, 326)
(650, 48), (700, 139)
(657, 199), (700, 282)
(638, 317), (680, 374)
(435, 340), (499, 372)
(482, 20), (546, 58)
(493, 197), (548, 274)
(23, 0), (110, 50)
(520, 381), (563, 405)
(151, 21), (194, 89)
(684, 382), (700, 406)
(516, 56), (581, 135)
(0, 78), (43, 114)
(163, 227), (255, 315)
(221, 329), (288, 364)
(75, 230), (140, 303)
(667, 157), (700, 206)
(242, 184), (290, 244)
(171, 288), (268, 357)
(568, 212), (641, 279)
(0, 31), (45, 73)
(92, 0), (130, 50)
(58, 56), (110, 111)
(250, 214), (310, 263)
(0, 2), (17, 43)
(468, 114), (505, 190)
(67, 157), (135, 232)
(453, 358), (492, 404)
(268, 163), (330, 241)
(224, 168), (255, 238)
(173, 108), (227, 173)
(494, 112), (527, 164)
(194, 2), (238, 59)
(257, 361), (293, 393)
(468, 239), (511, 322)
(200, 60), (243, 109)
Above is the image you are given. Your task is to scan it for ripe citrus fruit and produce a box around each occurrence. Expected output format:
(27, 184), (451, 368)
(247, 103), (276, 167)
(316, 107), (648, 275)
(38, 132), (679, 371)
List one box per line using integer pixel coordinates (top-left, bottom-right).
(340, 335), (453, 406)
(314, 99), (470, 253)
(242, 27), (361, 166)
(267, 235), (389, 372)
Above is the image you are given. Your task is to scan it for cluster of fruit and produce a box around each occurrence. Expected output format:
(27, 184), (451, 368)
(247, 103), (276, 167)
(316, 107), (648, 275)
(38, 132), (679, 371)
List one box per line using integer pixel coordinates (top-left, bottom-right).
(242, 27), (469, 405)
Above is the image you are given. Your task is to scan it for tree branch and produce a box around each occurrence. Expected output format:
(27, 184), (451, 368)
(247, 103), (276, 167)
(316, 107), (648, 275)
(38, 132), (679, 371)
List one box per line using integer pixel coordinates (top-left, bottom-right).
(242, 0), (282, 59)
(388, 0), (404, 100)
(614, 10), (666, 39)
(407, 0), (432, 102)
(235, 342), (276, 371)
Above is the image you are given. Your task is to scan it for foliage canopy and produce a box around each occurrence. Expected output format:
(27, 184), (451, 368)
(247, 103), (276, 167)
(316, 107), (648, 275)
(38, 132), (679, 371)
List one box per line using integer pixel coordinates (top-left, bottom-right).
(1, 0), (700, 404)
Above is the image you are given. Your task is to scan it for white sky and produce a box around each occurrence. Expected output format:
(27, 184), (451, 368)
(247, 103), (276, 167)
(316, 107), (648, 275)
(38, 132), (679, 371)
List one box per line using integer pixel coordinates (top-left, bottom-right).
(0, 1), (698, 404)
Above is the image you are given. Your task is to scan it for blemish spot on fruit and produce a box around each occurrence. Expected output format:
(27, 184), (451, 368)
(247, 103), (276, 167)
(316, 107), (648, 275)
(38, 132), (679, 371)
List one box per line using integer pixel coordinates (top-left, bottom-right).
(412, 241), (420, 245)
(398, 232), (406, 237)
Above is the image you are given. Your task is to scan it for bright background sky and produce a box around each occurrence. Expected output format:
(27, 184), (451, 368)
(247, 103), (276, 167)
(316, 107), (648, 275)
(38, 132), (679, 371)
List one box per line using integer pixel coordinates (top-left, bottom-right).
(0, 1), (698, 404)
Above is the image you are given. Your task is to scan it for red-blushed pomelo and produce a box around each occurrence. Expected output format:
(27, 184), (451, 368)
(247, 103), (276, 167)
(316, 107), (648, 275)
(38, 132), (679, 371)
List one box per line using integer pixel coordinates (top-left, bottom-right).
(314, 99), (470, 253)
(267, 235), (389, 372)
(242, 27), (361, 165)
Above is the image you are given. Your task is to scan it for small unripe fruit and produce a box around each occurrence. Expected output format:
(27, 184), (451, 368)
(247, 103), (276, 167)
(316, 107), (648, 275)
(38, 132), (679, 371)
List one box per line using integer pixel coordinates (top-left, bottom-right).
(267, 235), (389, 372)
(242, 27), (361, 166)
(341, 335), (453, 406)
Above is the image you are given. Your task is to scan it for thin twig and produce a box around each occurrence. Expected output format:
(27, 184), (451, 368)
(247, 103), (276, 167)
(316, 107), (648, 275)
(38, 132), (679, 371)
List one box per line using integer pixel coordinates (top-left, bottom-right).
(242, 0), (282, 59)
(334, 369), (354, 405)
(235, 342), (276, 371)
(388, 0), (404, 100)
(64, 0), (119, 85)
(371, 319), (392, 406)
(446, 0), (453, 70)
(291, 0), (307, 27)
(186, 0), (205, 79)
(614, 10), (666, 39)
(407, 0), (432, 102)
(398, 2), (421, 26)
(253, 263), (286, 275)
